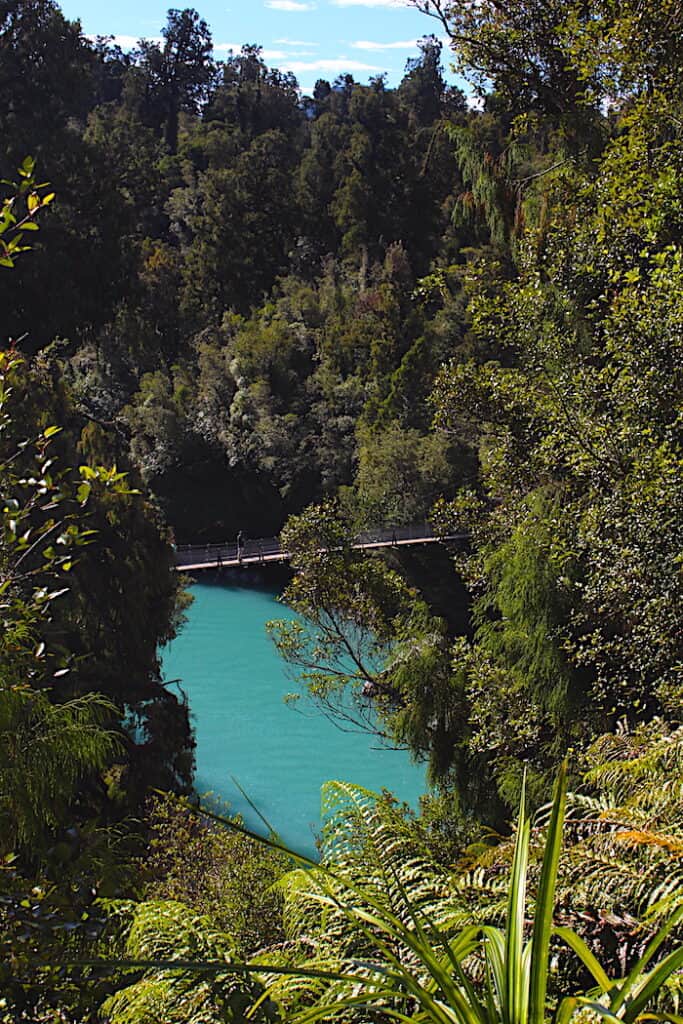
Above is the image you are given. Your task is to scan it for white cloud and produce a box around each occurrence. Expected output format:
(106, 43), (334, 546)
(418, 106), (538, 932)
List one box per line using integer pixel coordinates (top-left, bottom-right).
(275, 38), (319, 47)
(265, 0), (316, 10)
(214, 43), (318, 60)
(284, 57), (381, 72)
(352, 38), (418, 50)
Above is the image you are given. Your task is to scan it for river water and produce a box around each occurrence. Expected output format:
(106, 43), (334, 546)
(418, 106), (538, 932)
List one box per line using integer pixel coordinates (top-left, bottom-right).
(161, 579), (427, 857)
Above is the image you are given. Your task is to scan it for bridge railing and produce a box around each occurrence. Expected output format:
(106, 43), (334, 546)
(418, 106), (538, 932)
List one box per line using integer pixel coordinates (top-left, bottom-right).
(175, 537), (282, 568)
(356, 522), (437, 546)
(174, 523), (464, 569)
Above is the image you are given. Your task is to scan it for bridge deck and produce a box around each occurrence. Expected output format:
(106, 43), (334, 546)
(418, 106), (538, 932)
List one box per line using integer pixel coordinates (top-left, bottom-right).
(174, 525), (466, 572)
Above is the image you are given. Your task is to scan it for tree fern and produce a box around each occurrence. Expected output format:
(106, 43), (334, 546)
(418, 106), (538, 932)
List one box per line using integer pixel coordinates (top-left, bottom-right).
(0, 687), (119, 850)
(102, 900), (264, 1024)
(563, 722), (683, 927)
(263, 767), (683, 1024)
(267, 779), (468, 1014)
(94, 762), (683, 1023)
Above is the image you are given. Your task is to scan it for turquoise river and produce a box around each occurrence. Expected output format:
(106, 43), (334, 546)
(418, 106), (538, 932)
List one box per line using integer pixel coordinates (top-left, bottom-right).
(162, 579), (427, 857)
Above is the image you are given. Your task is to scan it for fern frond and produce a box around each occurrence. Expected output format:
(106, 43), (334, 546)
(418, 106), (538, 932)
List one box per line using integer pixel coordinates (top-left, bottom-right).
(102, 899), (261, 1024)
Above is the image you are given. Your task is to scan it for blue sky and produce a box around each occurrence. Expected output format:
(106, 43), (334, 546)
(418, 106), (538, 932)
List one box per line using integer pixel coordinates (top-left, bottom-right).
(57, 0), (457, 95)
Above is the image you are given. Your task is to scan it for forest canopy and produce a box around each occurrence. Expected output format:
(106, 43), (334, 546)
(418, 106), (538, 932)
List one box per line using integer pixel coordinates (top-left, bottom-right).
(0, 0), (681, 1019)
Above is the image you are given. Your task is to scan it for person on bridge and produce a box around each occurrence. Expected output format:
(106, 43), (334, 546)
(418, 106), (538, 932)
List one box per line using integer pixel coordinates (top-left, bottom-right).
(237, 530), (244, 562)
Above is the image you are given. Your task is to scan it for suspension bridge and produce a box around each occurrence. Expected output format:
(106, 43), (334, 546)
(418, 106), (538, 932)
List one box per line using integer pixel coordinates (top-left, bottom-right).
(174, 523), (467, 572)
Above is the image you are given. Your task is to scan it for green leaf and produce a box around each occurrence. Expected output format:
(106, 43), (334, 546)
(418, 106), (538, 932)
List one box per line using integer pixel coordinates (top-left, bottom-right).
(77, 482), (91, 505)
(505, 772), (530, 1024)
(554, 928), (611, 993)
(554, 996), (578, 1024)
(621, 944), (683, 1023)
(636, 1014), (683, 1024)
(529, 762), (567, 1024)
(612, 906), (683, 1015)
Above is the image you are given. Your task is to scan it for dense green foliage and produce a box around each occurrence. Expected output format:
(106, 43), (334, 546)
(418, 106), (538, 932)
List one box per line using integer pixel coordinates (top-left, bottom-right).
(0, 0), (681, 1017)
(101, 757), (683, 1024)
(0, 1), (471, 539)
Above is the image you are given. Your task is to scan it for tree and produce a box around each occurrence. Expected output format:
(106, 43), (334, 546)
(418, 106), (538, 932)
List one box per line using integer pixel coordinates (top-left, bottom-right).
(409, 0), (600, 121)
(142, 792), (287, 955)
(135, 7), (215, 153)
(173, 128), (301, 321)
(0, 3), (136, 344)
(0, 358), (119, 845)
(207, 46), (302, 143)
(0, 161), (195, 802)
(430, 88), (683, 811)
(0, 339), (129, 1015)
(355, 421), (462, 527)
(0, 169), (118, 851)
(269, 503), (467, 785)
(0, 0), (96, 174)
(398, 35), (448, 127)
(0, 164), (197, 1018)
(0, 346), (194, 841)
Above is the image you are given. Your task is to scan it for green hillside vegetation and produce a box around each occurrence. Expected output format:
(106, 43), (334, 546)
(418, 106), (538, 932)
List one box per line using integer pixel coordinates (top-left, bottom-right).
(0, 0), (681, 1019)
